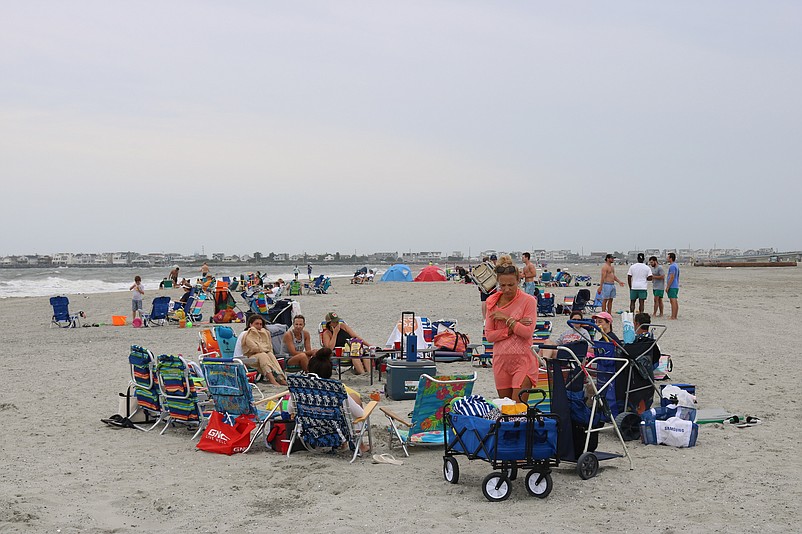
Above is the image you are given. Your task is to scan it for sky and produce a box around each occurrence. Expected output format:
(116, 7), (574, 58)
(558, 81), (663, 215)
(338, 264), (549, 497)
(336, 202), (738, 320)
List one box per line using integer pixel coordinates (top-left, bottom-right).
(2, 1), (801, 257)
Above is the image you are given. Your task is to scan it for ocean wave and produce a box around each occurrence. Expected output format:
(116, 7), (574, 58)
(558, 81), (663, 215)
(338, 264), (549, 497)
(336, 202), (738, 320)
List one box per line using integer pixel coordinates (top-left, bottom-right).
(0, 276), (165, 298)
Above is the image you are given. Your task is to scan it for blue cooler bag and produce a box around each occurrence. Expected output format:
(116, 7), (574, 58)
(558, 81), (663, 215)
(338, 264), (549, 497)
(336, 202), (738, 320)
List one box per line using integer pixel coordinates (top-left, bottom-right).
(450, 414), (557, 461)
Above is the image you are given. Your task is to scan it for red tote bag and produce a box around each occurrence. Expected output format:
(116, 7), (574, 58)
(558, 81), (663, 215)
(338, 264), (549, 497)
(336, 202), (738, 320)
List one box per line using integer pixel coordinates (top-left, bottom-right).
(197, 412), (257, 455)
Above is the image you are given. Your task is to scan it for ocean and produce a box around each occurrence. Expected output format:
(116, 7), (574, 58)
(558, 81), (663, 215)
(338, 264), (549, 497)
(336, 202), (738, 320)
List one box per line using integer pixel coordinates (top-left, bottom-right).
(0, 265), (363, 298)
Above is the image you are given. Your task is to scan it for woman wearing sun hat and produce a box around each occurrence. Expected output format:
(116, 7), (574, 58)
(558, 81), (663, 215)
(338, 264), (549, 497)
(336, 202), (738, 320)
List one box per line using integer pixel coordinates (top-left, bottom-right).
(321, 311), (371, 375)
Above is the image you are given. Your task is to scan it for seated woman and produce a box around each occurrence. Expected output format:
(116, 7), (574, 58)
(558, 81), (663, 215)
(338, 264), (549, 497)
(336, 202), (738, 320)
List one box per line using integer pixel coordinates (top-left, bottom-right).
(540, 310), (593, 359)
(591, 311), (620, 344)
(282, 315), (315, 372)
(321, 311), (371, 375)
(307, 348), (369, 453)
(240, 314), (287, 386)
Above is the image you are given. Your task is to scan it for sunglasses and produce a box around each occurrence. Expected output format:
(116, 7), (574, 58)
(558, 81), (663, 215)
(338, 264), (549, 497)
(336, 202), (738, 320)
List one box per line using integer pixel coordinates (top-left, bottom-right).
(495, 265), (517, 274)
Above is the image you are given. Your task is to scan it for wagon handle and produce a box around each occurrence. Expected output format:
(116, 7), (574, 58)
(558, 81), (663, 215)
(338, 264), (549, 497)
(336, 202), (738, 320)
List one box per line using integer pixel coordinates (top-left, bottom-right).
(519, 388), (547, 407)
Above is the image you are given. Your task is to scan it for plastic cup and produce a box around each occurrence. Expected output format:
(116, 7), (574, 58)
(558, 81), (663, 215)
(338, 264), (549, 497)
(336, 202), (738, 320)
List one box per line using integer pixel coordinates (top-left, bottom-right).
(335, 347), (343, 357)
(394, 341), (401, 350)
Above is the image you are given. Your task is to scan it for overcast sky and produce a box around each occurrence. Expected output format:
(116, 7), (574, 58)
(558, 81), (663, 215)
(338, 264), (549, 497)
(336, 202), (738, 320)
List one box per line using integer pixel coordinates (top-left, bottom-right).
(2, 1), (800, 257)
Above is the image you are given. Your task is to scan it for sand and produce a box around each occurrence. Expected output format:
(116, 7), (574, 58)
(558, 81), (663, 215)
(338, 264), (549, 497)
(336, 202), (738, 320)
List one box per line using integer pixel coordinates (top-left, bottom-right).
(1, 266), (800, 533)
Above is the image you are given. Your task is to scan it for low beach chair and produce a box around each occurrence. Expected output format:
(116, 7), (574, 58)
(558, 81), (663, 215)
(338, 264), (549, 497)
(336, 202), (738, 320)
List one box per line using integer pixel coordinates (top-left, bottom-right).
(156, 354), (210, 439)
(538, 293), (556, 317)
(586, 292), (603, 313)
(198, 328), (221, 359)
(127, 345), (165, 431)
(142, 296), (171, 327)
(380, 373), (476, 457)
(562, 296), (575, 314)
(49, 296), (81, 328)
(286, 373), (378, 463)
(214, 326), (238, 359)
(573, 289), (591, 313)
(200, 357), (286, 453)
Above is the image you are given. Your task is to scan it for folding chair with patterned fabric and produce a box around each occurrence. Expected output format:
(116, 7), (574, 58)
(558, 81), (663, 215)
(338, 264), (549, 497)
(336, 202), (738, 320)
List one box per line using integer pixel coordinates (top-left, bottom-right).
(200, 358), (286, 453)
(156, 354), (210, 439)
(127, 345), (164, 431)
(380, 373), (477, 457)
(286, 373), (377, 463)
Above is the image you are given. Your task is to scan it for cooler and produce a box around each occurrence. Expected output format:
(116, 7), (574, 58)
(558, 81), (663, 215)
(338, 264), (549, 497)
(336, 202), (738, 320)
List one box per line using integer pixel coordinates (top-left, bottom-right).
(385, 360), (437, 400)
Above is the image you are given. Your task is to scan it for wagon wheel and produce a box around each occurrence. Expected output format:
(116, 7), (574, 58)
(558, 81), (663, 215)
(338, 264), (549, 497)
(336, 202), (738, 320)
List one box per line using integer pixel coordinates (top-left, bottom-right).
(577, 452), (599, 480)
(614, 411), (642, 441)
(481, 472), (512, 502)
(525, 470), (553, 498)
(443, 457), (459, 484)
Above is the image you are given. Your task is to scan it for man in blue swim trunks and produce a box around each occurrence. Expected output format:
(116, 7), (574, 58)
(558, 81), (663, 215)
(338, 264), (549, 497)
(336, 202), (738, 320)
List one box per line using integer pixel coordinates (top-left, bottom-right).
(598, 253), (625, 314)
(521, 252), (538, 296)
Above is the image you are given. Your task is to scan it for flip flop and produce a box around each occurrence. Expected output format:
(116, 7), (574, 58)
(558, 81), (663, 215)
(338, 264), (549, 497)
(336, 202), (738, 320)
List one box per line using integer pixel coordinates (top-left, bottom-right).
(372, 453), (404, 466)
(737, 416), (763, 428)
(722, 415), (741, 425)
(101, 414), (126, 427)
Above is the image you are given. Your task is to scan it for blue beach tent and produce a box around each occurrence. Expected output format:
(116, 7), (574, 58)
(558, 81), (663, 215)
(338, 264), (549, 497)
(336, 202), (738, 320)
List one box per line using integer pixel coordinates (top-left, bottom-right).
(380, 264), (413, 282)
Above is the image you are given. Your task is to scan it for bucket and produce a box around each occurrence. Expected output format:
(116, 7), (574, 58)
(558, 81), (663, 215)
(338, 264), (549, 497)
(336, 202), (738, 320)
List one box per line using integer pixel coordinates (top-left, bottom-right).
(112, 316), (126, 326)
(132, 317), (143, 328)
(179, 318), (186, 328)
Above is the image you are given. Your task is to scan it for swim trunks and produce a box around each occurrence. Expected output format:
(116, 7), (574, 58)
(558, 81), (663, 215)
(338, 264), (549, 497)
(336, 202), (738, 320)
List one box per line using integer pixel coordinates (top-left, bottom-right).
(601, 282), (616, 300)
(523, 281), (537, 296)
(667, 288), (679, 299)
(630, 289), (647, 301)
(653, 289), (664, 298)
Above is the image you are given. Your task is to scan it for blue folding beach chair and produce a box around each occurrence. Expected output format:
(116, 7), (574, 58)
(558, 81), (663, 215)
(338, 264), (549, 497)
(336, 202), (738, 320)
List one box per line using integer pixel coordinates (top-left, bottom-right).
(538, 293), (556, 317)
(142, 296), (171, 327)
(214, 326), (238, 359)
(49, 296), (81, 328)
(200, 358), (285, 453)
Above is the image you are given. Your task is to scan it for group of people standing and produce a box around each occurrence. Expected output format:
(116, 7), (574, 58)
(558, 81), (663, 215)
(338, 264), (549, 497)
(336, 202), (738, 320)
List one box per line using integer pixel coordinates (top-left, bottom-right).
(480, 250), (680, 404)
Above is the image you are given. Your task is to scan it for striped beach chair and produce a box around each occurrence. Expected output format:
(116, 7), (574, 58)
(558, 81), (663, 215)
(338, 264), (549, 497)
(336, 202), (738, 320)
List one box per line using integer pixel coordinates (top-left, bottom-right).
(128, 345), (164, 431)
(156, 354), (210, 439)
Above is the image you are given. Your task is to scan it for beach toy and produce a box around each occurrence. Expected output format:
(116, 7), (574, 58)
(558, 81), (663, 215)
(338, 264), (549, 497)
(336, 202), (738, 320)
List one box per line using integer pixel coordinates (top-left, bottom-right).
(186, 321), (193, 328)
(111, 315), (126, 326)
(132, 317), (143, 328)
(179, 318), (186, 328)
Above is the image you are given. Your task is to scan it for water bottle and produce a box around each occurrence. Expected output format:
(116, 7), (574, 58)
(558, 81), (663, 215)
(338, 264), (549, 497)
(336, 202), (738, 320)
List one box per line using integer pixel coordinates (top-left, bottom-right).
(621, 312), (635, 343)
(406, 334), (417, 362)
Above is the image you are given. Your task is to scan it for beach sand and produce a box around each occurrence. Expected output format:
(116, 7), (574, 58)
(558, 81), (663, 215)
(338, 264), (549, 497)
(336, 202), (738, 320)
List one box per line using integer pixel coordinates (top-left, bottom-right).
(1, 266), (800, 533)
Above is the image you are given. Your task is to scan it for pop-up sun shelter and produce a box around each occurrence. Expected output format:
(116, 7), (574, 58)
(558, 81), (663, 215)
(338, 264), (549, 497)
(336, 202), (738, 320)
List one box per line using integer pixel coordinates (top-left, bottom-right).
(414, 265), (447, 282)
(380, 264), (413, 282)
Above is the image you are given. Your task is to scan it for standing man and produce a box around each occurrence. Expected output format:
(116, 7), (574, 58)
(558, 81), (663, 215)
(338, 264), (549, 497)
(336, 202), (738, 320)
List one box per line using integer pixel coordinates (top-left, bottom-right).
(627, 253), (652, 313)
(521, 252), (538, 296)
(649, 256), (665, 317)
(598, 254), (624, 314)
(293, 265), (300, 281)
(307, 263), (313, 281)
(201, 262), (209, 279)
(665, 252), (680, 320)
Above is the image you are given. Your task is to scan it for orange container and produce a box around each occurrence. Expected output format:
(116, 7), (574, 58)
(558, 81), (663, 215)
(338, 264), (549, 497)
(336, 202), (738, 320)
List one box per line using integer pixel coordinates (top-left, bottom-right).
(112, 315), (126, 326)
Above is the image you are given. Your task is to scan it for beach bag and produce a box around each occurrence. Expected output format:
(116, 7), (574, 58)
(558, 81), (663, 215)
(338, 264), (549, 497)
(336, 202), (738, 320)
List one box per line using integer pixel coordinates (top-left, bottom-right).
(196, 412), (256, 455)
(266, 420), (305, 454)
(471, 263), (497, 294)
(117, 385), (148, 423)
(434, 328), (470, 353)
(640, 410), (698, 448)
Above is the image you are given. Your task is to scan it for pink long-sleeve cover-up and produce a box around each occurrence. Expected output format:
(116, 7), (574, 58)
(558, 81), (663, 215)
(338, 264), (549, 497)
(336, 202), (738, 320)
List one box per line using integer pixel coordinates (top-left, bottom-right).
(485, 290), (539, 389)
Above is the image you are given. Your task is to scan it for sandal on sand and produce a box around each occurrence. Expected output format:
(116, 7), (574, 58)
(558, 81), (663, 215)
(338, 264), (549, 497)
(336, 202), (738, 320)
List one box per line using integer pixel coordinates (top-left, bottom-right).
(372, 454), (403, 466)
(737, 416), (762, 428)
(101, 414), (125, 426)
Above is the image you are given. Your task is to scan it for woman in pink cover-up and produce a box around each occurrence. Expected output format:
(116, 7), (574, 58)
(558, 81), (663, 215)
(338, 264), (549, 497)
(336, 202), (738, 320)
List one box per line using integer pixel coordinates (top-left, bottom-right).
(485, 255), (539, 401)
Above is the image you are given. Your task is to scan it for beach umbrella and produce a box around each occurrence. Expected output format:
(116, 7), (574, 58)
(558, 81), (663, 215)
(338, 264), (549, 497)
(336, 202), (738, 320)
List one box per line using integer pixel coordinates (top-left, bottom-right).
(380, 264), (413, 282)
(414, 265), (447, 282)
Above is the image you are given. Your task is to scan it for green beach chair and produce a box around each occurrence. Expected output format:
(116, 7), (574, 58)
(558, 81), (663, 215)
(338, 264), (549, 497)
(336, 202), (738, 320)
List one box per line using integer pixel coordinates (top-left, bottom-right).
(380, 373), (477, 457)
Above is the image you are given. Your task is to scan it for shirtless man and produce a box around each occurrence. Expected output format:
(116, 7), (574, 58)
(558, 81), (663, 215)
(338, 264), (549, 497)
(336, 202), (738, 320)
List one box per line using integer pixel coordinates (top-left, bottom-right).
(598, 254), (625, 314)
(521, 252), (538, 296)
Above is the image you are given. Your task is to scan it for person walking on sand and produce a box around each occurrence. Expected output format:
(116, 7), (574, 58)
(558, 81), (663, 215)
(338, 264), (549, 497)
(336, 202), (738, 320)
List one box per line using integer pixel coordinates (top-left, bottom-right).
(627, 253), (652, 314)
(130, 275), (144, 321)
(293, 265), (300, 281)
(665, 252), (680, 320)
(485, 255), (539, 402)
(598, 254), (625, 314)
(521, 252), (538, 297)
(307, 263), (313, 281)
(168, 265), (179, 286)
(649, 256), (665, 317)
